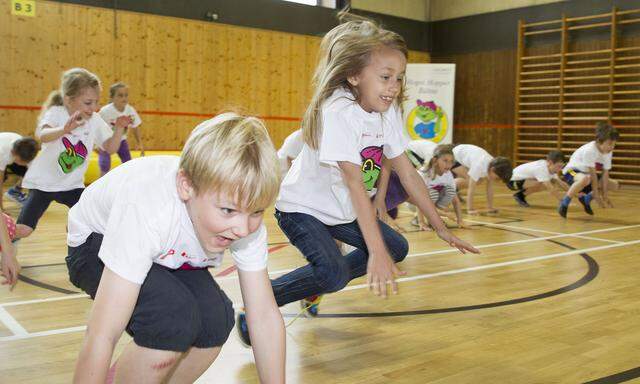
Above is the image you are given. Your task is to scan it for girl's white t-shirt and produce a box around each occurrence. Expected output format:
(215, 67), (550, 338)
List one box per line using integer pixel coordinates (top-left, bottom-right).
(420, 169), (456, 190)
(23, 106), (112, 192)
(452, 144), (494, 182)
(67, 156), (269, 285)
(276, 88), (408, 225)
(563, 141), (612, 174)
(277, 129), (304, 174)
(98, 103), (142, 141)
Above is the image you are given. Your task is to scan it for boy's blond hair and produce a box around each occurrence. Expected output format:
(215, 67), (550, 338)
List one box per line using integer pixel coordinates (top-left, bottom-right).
(180, 113), (281, 211)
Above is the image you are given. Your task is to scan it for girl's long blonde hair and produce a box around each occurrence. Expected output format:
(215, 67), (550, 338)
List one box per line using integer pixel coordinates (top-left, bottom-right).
(302, 11), (408, 149)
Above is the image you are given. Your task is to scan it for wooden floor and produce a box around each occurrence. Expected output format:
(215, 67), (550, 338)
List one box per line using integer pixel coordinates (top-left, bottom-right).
(1, 185), (639, 383)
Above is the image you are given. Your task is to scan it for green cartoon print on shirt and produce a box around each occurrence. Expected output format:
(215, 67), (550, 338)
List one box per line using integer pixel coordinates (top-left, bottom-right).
(58, 137), (88, 173)
(360, 146), (383, 191)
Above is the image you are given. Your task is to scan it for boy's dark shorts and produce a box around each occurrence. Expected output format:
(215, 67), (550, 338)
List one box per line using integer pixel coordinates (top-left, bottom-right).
(562, 169), (601, 195)
(506, 179), (526, 192)
(66, 232), (235, 352)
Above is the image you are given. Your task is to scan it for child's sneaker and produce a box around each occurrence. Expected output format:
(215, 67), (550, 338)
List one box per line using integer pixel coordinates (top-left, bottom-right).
(578, 194), (594, 215)
(236, 311), (251, 347)
(4, 187), (27, 204)
(558, 202), (568, 218)
(300, 295), (322, 317)
(513, 191), (530, 207)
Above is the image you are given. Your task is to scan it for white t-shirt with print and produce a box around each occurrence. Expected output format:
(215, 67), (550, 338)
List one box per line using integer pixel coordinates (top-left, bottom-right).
(420, 169), (456, 190)
(0, 132), (22, 171)
(276, 88), (408, 225)
(563, 141), (612, 174)
(98, 103), (142, 141)
(512, 159), (557, 182)
(67, 156), (269, 285)
(407, 139), (437, 165)
(22, 106), (112, 192)
(277, 129), (304, 174)
(452, 144), (494, 182)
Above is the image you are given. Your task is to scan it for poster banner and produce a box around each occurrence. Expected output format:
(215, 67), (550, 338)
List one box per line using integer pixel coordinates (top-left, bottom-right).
(403, 63), (455, 144)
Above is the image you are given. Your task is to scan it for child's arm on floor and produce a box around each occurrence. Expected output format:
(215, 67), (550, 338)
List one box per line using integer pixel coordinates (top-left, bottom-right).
(339, 161), (405, 297)
(131, 126), (145, 156)
(601, 169), (613, 208)
(239, 268), (285, 384)
(466, 178), (478, 214)
(486, 177), (498, 213)
(451, 196), (468, 229)
(544, 180), (565, 201)
(587, 167), (604, 207)
(73, 267), (140, 384)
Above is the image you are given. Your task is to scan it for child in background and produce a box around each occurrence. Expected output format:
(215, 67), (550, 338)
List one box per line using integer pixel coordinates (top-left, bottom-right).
(414, 144), (467, 230)
(558, 122), (620, 218)
(98, 82), (144, 176)
(509, 150), (568, 208)
(406, 139), (437, 168)
(451, 144), (513, 215)
(237, 13), (479, 347)
(66, 113), (285, 383)
(277, 129), (304, 175)
(15, 68), (129, 239)
(0, 132), (38, 209)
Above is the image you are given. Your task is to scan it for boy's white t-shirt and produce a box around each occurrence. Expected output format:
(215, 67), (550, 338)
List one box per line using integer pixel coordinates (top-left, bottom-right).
(512, 159), (557, 182)
(67, 156), (269, 285)
(452, 144), (494, 182)
(0, 132), (22, 171)
(276, 87), (408, 225)
(98, 103), (142, 141)
(407, 139), (437, 164)
(277, 129), (304, 173)
(563, 141), (612, 173)
(23, 106), (113, 192)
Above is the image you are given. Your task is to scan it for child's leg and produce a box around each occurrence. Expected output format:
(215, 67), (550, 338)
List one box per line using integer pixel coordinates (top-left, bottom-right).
(166, 346), (222, 382)
(435, 185), (456, 209)
(271, 210), (350, 307)
(98, 149), (112, 176)
(117, 139), (133, 163)
(522, 179), (544, 195)
(53, 188), (84, 208)
(566, 173), (590, 198)
(15, 189), (55, 238)
(329, 219), (408, 280)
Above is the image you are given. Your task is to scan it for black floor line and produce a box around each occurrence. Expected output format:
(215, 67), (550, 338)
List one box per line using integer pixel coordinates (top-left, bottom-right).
(583, 366), (640, 384)
(17, 275), (78, 295)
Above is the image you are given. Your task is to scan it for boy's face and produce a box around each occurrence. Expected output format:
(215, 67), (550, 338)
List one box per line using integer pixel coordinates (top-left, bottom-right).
(597, 139), (616, 154)
(177, 171), (264, 253)
(547, 160), (564, 174)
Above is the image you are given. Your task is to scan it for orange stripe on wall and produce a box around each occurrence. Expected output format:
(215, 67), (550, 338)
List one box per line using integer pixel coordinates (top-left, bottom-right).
(0, 105), (302, 122)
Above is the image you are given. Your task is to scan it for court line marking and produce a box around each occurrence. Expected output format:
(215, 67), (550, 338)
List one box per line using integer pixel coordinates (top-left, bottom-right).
(1, 237), (638, 342)
(340, 238), (640, 292)
(0, 306), (28, 337)
(1, 223), (637, 308)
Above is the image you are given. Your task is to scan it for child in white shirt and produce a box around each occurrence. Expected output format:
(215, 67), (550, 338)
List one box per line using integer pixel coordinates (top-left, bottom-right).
(66, 113), (285, 383)
(451, 144), (513, 215)
(15, 68), (129, 240)
(276, 129), (304, 175)
(558, 122), (620, 218)
(98, 82), (144, 176)
(0, 132), (38, 208)
(509, 150), (568, 207)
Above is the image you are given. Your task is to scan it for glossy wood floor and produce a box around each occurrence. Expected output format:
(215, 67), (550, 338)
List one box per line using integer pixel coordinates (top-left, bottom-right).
(1, 185), (639, 383)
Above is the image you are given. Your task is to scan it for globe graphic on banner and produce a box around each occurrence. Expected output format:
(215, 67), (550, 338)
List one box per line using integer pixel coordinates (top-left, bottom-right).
(405, 99), (448, 143)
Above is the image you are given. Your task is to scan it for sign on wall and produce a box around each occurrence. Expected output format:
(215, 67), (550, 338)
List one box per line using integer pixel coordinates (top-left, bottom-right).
(11, 0), (36, 17)
(403, 63), (455, 144)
